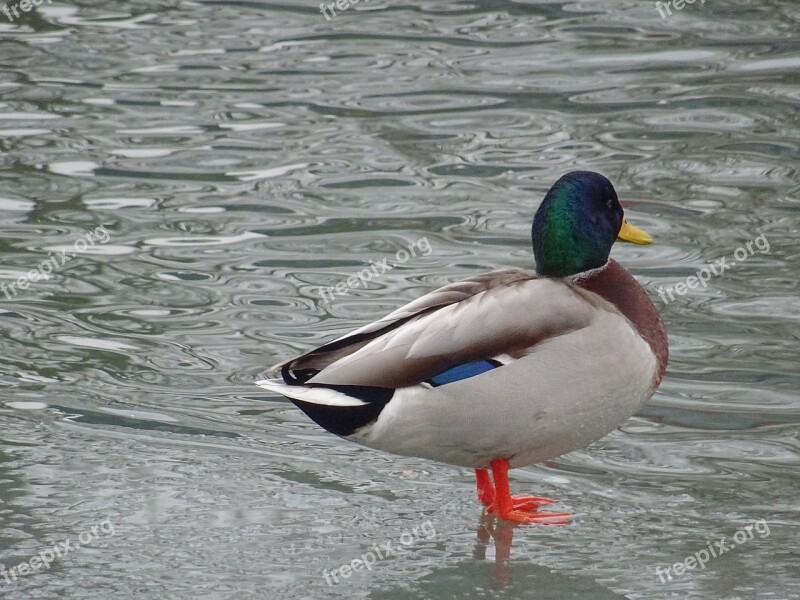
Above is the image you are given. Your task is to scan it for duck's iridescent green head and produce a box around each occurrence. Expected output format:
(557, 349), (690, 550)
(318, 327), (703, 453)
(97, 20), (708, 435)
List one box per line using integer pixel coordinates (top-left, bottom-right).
(531, 171), (652, 278)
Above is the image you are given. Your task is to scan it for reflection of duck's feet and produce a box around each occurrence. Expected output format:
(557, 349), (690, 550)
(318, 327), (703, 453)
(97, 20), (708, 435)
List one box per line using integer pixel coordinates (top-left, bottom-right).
(474, 513), (514, 590)
(476, 459), (572, 525)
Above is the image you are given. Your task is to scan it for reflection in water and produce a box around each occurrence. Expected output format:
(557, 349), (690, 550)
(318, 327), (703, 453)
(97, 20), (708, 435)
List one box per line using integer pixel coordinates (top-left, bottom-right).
(474, 512), (515, 591)
(372, 512), (633, 599)
(473, 512), (588, 594)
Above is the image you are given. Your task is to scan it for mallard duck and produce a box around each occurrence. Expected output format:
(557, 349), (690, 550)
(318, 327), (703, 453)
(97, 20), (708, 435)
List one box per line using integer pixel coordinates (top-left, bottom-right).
(257, 171), (668, 524)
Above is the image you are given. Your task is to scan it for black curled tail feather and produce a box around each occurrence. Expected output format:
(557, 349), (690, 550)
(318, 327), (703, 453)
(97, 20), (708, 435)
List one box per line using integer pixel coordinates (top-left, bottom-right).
(290, 383), (395, 437)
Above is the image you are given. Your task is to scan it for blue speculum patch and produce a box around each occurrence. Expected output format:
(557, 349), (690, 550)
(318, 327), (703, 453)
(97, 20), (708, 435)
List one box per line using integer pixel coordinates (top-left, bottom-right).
(428, 359), (500, 386)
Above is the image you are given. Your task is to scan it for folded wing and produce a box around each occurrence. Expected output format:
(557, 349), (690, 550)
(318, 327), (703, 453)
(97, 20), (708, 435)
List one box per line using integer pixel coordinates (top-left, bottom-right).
(274, 268), (600, 389)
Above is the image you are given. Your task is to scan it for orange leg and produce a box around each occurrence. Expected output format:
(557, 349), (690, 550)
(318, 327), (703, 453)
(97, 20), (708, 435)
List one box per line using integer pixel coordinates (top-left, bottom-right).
(477, 467), (552, 510)
(485, 459), (571, 525)
(475, 468), (495, 506)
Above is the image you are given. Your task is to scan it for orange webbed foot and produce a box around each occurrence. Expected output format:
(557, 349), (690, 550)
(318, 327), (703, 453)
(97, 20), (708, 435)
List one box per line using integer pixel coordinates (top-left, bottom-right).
(499, 510), (572, 525)
(477, 459), (571, 526)
(486, 494), (556, 514)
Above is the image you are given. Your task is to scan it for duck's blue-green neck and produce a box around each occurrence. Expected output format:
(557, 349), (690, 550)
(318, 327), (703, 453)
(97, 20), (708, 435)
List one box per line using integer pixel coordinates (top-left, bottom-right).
(531, 171), (623, 278)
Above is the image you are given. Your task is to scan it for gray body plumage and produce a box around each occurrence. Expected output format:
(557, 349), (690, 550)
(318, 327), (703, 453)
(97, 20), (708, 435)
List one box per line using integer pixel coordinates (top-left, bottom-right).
(257, 265), (660, 469)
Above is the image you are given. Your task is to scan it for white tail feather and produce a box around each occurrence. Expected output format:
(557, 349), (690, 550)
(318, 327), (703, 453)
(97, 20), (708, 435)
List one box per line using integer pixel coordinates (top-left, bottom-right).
(255, 379), (367, 407)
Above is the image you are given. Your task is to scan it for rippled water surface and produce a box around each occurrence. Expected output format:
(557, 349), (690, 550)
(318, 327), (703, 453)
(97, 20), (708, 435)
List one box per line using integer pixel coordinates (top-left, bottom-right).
(1, 1), (798, 598)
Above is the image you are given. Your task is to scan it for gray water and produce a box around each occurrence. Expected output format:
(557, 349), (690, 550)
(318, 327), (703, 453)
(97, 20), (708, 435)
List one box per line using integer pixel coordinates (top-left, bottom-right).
(1, 1), (798, 598)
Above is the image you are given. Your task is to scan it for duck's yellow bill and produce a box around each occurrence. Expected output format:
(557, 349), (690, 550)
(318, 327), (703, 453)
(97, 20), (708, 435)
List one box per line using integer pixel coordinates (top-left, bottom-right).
(617, 220), (653, 245)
